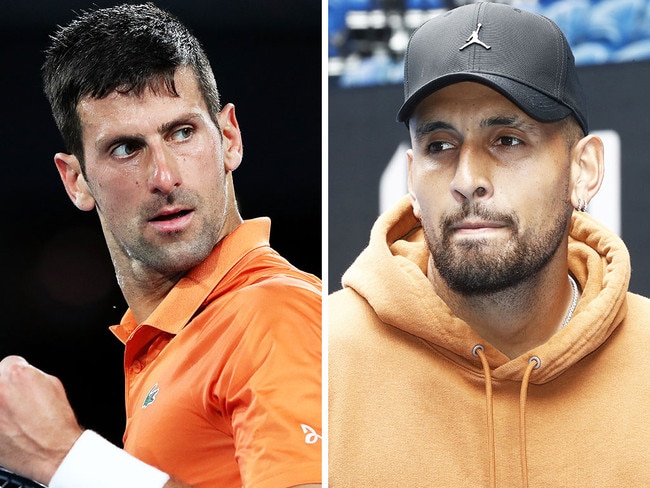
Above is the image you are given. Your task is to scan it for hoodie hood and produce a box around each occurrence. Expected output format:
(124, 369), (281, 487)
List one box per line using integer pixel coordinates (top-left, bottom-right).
(341, 195), (630, 384)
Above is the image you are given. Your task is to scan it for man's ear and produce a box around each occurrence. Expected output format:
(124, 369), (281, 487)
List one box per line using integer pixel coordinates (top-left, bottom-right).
(570, 134), (604, 209)
(53, 153), (96, 211)
(217, 103), (243, 172)
(407, 148), (422, 220)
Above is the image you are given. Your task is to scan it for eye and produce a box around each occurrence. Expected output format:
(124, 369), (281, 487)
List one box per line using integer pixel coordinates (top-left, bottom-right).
(427, 140), (455, 153)
(170, 127), (194, 142)
(496, 135), (523, 147)
(111, 142), (140, 158)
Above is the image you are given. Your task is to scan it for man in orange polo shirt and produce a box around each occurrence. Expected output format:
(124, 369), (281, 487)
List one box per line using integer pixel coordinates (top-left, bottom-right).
(0, 4), (321, 488)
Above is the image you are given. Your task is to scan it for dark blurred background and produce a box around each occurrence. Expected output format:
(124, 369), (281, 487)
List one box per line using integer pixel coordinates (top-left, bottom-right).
(0, 0), (321, 446)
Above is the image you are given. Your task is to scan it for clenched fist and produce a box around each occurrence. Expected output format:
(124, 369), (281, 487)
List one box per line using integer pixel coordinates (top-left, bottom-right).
(0, 356), (83, 485)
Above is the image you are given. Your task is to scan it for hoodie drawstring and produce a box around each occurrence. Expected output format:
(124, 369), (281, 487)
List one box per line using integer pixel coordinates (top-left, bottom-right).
(473, 345), (496, 488)
(473, 345), (540, 488)
(519, 356), (540, 488)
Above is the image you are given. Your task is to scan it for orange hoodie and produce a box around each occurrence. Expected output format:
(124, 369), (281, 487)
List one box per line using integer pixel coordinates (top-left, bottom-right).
(328, 195), (650, 487)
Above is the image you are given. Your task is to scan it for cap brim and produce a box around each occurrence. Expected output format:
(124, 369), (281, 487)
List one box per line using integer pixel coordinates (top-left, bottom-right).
(397, 72), (573, 126)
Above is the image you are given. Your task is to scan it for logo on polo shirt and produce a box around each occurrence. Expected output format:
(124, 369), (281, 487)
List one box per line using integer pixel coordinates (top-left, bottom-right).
(142, 383), (160, 408)
(301, 424), (322, 444)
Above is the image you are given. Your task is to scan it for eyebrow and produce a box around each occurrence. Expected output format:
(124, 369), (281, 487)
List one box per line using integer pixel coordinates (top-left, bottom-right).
(413, 120), (455, 142)
(94, 112), (205, 152)
(158, 112), (204, 135)
(480, 114), (540, 134)
(413, 114), (540, 143)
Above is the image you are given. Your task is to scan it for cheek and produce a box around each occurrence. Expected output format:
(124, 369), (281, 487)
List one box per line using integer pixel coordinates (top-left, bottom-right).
(526, 167), (570, 208)
(193, 160), (228, 203)
(94, 190), (133, 218)
(414, 192), (443, 230)
(191, 158), (226, 192)
(412, 171), (447, 211)
(186, 140), (225, 178)
(89, 173), (140, 215)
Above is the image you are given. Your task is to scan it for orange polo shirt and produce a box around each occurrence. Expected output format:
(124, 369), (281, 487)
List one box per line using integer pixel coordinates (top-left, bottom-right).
(110, 219), (322, 488)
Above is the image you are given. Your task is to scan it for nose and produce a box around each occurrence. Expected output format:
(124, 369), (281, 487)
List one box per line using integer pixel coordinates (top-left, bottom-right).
(449, 146), (492, 204)
(148, 144), (181, 194)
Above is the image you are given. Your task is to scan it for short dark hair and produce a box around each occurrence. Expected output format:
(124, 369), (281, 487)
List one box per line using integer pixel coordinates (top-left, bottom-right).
(42, 2), (222, 166)
(560, 115), (586, 148)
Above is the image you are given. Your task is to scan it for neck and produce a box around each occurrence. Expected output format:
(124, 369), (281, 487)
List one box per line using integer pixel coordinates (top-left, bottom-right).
(431, 261), (578, 359)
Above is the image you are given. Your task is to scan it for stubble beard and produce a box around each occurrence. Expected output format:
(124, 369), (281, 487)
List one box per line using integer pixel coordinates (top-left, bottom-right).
(123, 188), (224, 276)
(132, 222), (218, 275)
(423, 202), (572, 295)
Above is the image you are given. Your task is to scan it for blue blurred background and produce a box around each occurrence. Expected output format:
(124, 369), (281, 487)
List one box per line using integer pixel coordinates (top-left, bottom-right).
(329, 0), (650, 87)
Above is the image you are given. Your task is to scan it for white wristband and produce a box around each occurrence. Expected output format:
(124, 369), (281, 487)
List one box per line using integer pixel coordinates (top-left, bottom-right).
(48, 430), (170, 488)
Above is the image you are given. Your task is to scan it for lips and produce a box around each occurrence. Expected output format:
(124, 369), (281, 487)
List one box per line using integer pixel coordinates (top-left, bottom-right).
(148, 207), (194, 233)
(451, 219), (504, 231)
(150, 209), (191, 222)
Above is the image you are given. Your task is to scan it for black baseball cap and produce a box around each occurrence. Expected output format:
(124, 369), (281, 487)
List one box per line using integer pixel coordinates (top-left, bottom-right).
(397, 2), (588, 134)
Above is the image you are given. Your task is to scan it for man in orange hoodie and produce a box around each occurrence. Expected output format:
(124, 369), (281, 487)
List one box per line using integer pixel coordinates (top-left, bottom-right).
(330, 2), (650, 486)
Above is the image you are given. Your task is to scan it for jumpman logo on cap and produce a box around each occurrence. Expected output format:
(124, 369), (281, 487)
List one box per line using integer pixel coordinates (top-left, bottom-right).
(460, 23), (491, 51)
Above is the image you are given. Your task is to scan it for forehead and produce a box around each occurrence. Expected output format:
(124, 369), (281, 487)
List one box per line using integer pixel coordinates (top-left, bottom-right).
(407, 82), (551, 140)
(411, 82), (524, 121)
(76, 68), (210, 139)
(76, 67), (205, 121)
(407, 81), (572, 150)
